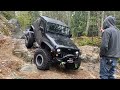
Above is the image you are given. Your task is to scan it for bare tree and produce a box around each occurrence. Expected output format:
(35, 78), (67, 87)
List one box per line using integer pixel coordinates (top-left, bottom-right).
(97, 11), (105, 36)
(101, 11), (104, 28)
(67, 11), (71, 27)
(113, 11), (116, 17)
(85, 11), (90, 35)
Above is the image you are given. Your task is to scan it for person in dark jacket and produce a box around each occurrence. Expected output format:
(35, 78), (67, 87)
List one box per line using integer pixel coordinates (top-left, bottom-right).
(99, 16), (120, 79)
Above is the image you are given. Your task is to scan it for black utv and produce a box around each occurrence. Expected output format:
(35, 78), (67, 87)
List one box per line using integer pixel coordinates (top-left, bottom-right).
(24, 16), (81, 70)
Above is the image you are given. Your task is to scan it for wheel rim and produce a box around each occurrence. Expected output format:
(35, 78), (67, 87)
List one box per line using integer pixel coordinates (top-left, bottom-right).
(36, 54), (43, 66)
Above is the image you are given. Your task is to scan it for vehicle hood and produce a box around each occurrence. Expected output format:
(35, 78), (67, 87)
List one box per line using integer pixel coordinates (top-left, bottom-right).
(46, 33), (78, 50)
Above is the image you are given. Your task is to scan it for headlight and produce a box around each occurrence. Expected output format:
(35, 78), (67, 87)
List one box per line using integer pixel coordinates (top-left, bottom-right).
(75, 51), (79, 56)
(57, 49), (61, 53)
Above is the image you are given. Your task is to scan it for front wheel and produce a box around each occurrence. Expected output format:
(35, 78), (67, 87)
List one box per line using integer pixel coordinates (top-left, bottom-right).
(34, 49), (50, 70)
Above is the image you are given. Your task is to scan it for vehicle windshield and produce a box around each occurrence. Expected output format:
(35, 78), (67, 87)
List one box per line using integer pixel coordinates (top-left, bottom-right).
(47, 22), (70, 36)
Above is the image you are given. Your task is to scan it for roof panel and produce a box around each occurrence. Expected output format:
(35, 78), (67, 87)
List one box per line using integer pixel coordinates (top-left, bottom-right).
(41, 16), (68, 27)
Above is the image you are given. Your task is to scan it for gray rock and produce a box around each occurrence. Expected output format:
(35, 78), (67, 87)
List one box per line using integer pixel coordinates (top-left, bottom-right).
(80, 54), (99, 63)
(8, 18), (24, 39)
(79, 46), (100, 63)
(12, 30), (24, 39)
(8, 18), (20, 29)
(93, 47), (100, 53)
(33, 42), (39, 48)
(20, 64), (37, 72)
(12, 39), (33, 62)
(89, 54), (100, 63)
(80, 54), (88, 62)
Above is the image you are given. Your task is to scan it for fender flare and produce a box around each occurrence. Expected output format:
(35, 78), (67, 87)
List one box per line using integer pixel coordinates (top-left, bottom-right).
(41, 41), (55, 51)
(25, 29), (34, 36)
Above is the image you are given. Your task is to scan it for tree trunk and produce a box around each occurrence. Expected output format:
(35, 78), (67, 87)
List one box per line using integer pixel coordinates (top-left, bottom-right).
(96, 11), (101, 36)
(99, 11), (104, 36)
(68, 11), (71, 27)
(85, 11), (90, 36)
(101, 11), (105, 29)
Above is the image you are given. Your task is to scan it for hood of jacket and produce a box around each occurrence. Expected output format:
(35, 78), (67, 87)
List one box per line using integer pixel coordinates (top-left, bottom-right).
(103, 16), (116, 29)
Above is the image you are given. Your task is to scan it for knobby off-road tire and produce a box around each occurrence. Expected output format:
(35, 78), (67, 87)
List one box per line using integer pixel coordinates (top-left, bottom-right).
(25, 32), (34, 48)
(34, 49), (50, 70)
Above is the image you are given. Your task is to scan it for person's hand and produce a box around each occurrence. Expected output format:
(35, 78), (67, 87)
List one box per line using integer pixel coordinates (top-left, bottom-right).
(100, 28), (104, 33)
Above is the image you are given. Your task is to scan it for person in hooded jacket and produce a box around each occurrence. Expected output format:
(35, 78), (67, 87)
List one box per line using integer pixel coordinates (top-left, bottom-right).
(100, 16), (120, 79)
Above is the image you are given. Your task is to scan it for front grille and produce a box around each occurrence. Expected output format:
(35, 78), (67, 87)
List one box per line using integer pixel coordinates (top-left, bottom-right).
(58, 48), (77, 58)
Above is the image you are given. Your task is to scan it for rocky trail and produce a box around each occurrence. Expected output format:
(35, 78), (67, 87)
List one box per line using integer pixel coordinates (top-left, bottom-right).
(0, 34), (120, 79)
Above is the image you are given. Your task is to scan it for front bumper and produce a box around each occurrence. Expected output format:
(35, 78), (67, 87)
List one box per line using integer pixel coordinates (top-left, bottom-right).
(56, 54), (78, 64)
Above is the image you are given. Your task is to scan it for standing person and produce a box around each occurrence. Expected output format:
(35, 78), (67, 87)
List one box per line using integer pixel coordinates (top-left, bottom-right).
(99, 16), (120, 79)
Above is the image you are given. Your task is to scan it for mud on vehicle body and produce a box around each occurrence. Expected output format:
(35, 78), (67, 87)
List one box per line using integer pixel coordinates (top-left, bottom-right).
(24, 16), (81, 70)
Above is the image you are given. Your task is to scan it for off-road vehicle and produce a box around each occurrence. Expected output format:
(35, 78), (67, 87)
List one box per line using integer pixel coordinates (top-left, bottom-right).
(24, 16), (81, 70)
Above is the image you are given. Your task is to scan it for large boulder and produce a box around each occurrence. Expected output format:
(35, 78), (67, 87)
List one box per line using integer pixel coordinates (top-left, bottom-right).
(79, 45), (100, 63)
(8, 18), (24, 39)
(8, 18), (20, 29)
(12, 39), (34, 62)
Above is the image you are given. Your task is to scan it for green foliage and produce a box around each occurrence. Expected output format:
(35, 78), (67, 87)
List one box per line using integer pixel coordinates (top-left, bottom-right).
(73, 36), (101, 47)
(16, 11), (70, 31)
(1, 11), (15, 20)
(16, 11), (33, 30)
(118, 58), (120, 64)
(71, 11), (87, 37)
(117, 58), (120, 64)
(30, 11), (40, 23)
(82, 32), (87, 36)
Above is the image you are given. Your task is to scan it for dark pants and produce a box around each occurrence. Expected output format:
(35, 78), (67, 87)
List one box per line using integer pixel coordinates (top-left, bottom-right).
(100, 57), (117, 79)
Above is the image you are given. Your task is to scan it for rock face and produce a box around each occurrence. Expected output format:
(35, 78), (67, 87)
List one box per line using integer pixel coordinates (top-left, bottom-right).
(8, 18), (21, 29)
(79, 45), (100, 63)
(12, 39), (34, 62)
(0, 14), (13, 36)
(8, 18), (24, 39)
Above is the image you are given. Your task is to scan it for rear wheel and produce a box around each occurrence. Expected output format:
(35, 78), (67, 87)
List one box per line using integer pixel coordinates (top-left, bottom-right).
(25, 32), (34, 48)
